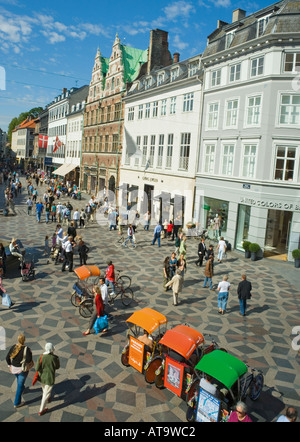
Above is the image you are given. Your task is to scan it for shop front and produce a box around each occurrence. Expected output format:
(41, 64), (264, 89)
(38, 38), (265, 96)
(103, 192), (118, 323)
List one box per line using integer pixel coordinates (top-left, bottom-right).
(203, 197), (229, 240)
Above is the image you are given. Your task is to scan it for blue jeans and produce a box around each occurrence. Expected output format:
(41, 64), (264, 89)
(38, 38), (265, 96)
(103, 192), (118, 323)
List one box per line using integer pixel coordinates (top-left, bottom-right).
(239, 299), (247, 315)
(218, 292), (229, 311)
(14, 371), (28, 406)
(124, 235), (135, 247)
(46, 212), (50, 223)
(152, 233), (161, 247)
(37, 211), (42, 222)
(105, 278), (115, 294)
(203, 277), (213, 289)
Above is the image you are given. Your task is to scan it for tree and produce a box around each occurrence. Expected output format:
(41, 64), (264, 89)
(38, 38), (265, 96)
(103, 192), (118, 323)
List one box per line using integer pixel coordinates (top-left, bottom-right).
(7, 107), (44, 142)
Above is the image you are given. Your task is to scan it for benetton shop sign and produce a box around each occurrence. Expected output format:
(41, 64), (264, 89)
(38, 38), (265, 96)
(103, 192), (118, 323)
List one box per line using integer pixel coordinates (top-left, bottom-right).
(240, 197), (300, 212)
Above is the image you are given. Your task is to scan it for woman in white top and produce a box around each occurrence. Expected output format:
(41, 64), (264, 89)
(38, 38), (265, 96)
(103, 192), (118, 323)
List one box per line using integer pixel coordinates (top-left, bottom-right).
(217, 275), (230, 314)
(217, 236), (226, 262)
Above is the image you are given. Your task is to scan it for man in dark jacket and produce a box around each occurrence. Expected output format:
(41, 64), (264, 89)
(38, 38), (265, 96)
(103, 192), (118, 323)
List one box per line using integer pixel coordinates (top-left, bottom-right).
(196, 237), (206, 267)
(237, 274), (252, 316)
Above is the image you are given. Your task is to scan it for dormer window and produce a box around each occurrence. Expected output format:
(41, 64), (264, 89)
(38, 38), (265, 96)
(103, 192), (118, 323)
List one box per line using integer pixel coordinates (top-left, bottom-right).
(225, 32), (235, 49)
(257, 15), (270, 37)
(171, 68), (179, 82)
(144, 78), (151, 90)
(157, 73), (164, 86)
(188, 61), (199, 77)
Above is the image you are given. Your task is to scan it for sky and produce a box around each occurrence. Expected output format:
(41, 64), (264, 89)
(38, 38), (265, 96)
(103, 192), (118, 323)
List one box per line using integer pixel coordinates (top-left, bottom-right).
(0, 0), (274, 132)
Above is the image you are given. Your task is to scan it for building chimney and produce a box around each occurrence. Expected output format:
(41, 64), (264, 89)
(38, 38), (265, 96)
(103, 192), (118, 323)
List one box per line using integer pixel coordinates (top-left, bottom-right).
(232, 8), (246, 23)
(173, 52), (180, 63)
(62, 88), (67, 94)
(147, 29), (173, 74)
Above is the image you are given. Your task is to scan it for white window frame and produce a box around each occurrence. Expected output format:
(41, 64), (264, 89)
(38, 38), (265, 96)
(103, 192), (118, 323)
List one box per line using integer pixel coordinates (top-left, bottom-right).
(188, 60), (199, 77)
(138, 104), (143, 120)
(152, 101), (158, 118)
(224, 98), (239, 128)
(157, 73), (165, 86)
(245, 94), (262, 127)
(170, 97), (176, 115)
(229, 63), (241, 82)
(149, 135), (156, 167)
(221, 144), (235, 176)
(145, 103), (150, 119)
(179, 133), (191, 171)
(166, 134), (173, 169)
(207, 102), (219, 130)
(142, 136), (148, 166)
(225, 32), (235, 49)
(211, 69), (221, 87)
(241, 144), (257, 178)
(250, 56), (264, 77)
(157, 134), (164, 168)
(183, 93), (194, 112)
(283, 52), (300, 74)
(274, 145), (298, 182)
(128, 107), (135, 121)
(171, 68), (179, 82)
(257, 15), (270, 37)
(278, 93), (300, 126)
(161, 99), (167, 116)
(203, 144), (216, 174)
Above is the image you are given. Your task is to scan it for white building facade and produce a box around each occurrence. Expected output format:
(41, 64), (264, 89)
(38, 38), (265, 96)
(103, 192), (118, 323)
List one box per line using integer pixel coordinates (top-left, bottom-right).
(119, 55), (202, 226)
(194, 2), (300, 261)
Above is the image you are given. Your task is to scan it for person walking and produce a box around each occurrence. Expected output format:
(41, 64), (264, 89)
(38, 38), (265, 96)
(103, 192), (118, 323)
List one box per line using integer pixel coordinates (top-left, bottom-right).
(26, 197), (33, 215)
(196, 237), (206, 267)
(217, 275), (230, 315)
(78, 239), (89, 266)
(216, 236), (226, 263)
(61, 236), (74, 272)
(82, 286), (105, 335)
(6, 333), (33, 408)
(179, 235), (187, 259)
(105, 260), (116, 295)
(99, 277), (113, 320)
(73, 208), (80, 229)
(152, 222), (162, 247)
(124, 224), (135, 248)
(237, 274), (252, 316)
(35, 199), (44, 223)
(144, 211), (151, 231)
(0, 242), (7, 276)
(165, 269), (183, 306)
(0, 267), (14, 307)
(169, 252), (177, 278)
(79, 208), (86, 229)
(163, 256), (171, 292)
(35, 343), (60, 416)
(203, 255), (214, 290)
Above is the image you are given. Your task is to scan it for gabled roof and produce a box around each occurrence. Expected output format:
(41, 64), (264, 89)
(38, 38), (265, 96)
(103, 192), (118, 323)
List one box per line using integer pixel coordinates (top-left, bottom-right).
(13, 118), (36, 132)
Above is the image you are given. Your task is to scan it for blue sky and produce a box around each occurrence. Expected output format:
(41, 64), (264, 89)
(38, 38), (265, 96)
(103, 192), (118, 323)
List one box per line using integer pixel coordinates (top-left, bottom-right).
(0, 0), (274, 131)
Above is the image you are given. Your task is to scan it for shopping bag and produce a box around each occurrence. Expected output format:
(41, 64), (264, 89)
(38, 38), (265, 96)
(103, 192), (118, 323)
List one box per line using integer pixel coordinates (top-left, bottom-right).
(32, 355), (43, 386)
(93, 315), (108, 335)
(2, 293), (12, 308)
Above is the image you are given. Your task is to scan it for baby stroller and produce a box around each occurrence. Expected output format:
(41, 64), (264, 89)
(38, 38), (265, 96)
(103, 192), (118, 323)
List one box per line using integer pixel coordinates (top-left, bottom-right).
(21, 257), (35, 282)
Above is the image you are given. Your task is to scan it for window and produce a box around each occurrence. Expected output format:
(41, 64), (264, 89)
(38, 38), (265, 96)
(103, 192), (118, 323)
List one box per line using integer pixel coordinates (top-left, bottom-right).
(170, 97), (176, 115)
(225, 32), (235, 49)
(138, 104), (143, 119)
(183, 93), (194, 112)
(207, 102), (219, 129)
(279, 94), (300, 125)
(157, 73), (164, 85)
(112, 134), (119, 152)
(229, 63), (241, 82)
(105, 135), (109, 152)
(128, 107), (134, 121)
(284, 53), (300, 73)
(257, 16), (269, 37)
(242, 145), (257, 178)
(145, 103), (150, 119)
(171, 68), (179, 82)
(161, 99), (167, 116)
(152, 101), (158, 118)
(157, 135), (164, 168)
(149, 135), (155, 167)
(142, 136), (148, 166)
(222, 145), (234, 175)
(179, 133), (191, 170)
(211, 69), (221, 87)
(251, 56), (264, 77)
(274, 146), (296, 181)
(204, 145), (215, 174)
(135, 136), (141, 166)
(188, 61), (199, 77)
(106, 105), (111, 122)
(246, 95), (261, 126)
(144, 78), (151, 90)
(114, 102), (121, 120)
(166, 134), (173, 168)
(225, 99), (239, 127)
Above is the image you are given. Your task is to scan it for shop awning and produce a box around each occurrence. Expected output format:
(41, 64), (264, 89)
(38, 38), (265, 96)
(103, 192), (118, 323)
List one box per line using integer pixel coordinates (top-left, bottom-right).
(52, 164), (77, 177)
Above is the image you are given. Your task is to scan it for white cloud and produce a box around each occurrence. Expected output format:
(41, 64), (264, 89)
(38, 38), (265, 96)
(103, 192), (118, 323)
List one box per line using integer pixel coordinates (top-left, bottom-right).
(163, 1), (195, 21)
(172, 34), (189, 51)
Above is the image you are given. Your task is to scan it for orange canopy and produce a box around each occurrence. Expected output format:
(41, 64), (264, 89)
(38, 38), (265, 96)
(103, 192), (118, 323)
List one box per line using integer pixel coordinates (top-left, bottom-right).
(159, 325), (204, 359)
(74, 265), (101, 280)
(126, 308), (167, 334)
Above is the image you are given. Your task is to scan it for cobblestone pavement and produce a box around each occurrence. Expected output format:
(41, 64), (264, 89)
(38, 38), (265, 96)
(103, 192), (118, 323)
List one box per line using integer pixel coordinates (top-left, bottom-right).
(0, 178), (299, 422)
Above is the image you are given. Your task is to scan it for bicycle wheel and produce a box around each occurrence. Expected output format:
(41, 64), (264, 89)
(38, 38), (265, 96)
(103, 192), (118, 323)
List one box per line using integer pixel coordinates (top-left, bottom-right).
(249, 373), (264, 401)
(186, 379), (200, 405)
(144, 357), (163, 384)
(79, 300), (94, 318)
(117, 275), (131, 289)
(71, 291), (82, 307)
(121, 346), (130, 367)
(121, 288), (134, 306)
(115, 238), (124, 248)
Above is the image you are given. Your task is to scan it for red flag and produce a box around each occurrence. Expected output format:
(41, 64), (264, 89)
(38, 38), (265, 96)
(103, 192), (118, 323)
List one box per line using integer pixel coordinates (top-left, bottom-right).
(38, 134), (48, 148)
(53, 136), (62, 153)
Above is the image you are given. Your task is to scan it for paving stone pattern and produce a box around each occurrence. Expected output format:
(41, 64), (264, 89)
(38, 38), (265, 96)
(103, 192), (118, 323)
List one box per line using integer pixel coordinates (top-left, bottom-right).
(0, 179), (299, 422)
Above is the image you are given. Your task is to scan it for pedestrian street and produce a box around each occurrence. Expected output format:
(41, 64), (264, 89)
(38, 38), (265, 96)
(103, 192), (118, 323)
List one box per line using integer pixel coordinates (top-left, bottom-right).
(0, 179), (299, 422)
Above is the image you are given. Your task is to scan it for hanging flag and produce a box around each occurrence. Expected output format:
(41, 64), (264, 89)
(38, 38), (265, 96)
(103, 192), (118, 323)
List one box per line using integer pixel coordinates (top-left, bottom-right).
(53, 136), (62, 153)
(144, 159), (150, 172)
(38, 134), (48, 149)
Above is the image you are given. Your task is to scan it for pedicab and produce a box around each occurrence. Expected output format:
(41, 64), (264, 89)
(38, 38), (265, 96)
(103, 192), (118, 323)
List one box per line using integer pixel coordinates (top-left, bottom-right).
(144, 324), (206, 400)
(121, 308), (168, 374)
(186, 350), (264, 422)
(70, 265), (101, 308)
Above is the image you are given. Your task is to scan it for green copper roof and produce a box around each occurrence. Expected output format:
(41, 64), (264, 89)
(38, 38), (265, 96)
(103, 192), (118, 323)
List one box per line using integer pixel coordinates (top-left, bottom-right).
(121, 45), (148, 83)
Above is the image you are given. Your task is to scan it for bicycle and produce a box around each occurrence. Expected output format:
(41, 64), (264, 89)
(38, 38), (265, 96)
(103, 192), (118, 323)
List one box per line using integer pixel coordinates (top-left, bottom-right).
(115, 269), (131, 290)
(115, 235), (125, 248)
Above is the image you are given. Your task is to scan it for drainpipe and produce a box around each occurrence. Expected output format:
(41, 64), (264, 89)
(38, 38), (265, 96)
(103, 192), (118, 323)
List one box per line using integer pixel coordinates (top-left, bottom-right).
(115, 92), (125, 204)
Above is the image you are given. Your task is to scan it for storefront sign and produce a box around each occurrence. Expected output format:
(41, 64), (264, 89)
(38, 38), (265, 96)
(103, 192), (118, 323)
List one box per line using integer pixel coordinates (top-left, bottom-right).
(240, 197), (300, 212)
(44, 157), (53, 165)
(128, 336), (144, 373)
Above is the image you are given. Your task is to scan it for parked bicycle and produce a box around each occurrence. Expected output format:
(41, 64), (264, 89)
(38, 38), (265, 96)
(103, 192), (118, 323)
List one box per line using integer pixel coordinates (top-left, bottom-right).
(115, 234), (137, 249)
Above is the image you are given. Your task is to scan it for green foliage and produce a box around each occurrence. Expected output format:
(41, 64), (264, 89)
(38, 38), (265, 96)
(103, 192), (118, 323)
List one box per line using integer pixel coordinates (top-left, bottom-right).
(7, 107), (43, 142)
(242, 241), (251, 251)
(249, 243), (261, 253)
(292, 249), (300, 259)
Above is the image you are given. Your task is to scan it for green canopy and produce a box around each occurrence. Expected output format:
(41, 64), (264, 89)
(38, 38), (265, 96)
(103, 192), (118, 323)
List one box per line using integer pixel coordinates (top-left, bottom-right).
(195, 350), (247, 390)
